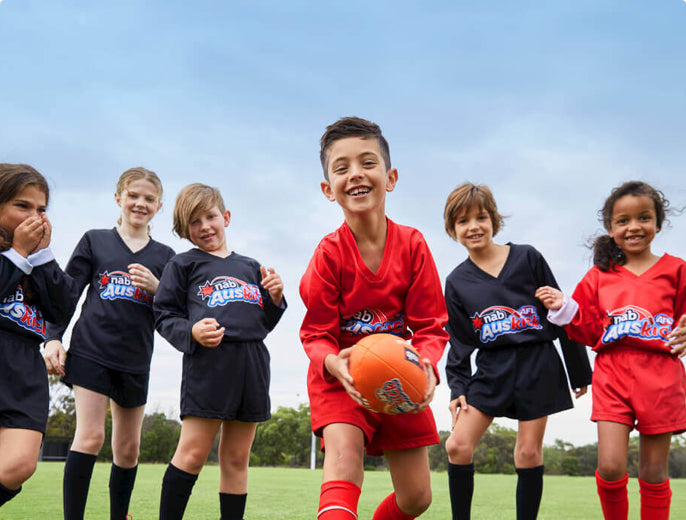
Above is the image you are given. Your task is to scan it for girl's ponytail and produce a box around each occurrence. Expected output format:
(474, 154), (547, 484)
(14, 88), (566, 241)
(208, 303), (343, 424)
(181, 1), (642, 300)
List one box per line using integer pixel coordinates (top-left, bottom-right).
(592, 234), (624, 272)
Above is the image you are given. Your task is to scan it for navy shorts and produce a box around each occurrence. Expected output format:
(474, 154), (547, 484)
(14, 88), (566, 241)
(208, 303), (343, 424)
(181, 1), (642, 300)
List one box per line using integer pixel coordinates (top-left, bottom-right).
(467, 342), (573, 421)
(180, 340), (271, 422)
(63, 352), (149, 408)
(0, 336), (49, 433)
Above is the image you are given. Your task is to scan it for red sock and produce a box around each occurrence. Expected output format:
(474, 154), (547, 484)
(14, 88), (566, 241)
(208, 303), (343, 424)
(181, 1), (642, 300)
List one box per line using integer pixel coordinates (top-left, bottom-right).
(318, 480), (361, 519)
(596, 469), (629, 520)
(371, 492), (415, 520)
(639, 478), (671, 520)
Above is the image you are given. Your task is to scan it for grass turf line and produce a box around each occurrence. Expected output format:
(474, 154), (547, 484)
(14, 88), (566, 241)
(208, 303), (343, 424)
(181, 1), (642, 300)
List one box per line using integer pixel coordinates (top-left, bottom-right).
(1, 463), (684, 519)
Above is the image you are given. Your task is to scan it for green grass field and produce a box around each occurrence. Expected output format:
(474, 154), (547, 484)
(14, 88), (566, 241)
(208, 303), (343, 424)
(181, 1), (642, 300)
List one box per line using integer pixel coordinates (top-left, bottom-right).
(2, 463), (684, 519)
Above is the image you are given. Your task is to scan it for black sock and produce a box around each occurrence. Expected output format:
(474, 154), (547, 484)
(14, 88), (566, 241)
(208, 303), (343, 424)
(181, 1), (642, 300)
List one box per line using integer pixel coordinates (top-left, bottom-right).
(64, 450), (97, 520)
(0, 481), (21, 508)
(219, 492), (247, 520)
(516, 465), (544, 520)
(448, 462), (474, 520)
(109, 463), (138, 520)
(159, 464), (198, 520)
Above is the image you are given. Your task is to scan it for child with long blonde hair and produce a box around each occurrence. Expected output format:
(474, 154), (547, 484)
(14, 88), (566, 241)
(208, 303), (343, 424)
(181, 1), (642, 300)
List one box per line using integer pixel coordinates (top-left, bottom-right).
(44, 167), (174, 520)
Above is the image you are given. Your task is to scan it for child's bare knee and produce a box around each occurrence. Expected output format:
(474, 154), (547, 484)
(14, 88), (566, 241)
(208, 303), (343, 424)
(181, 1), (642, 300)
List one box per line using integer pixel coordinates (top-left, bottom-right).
(113, 439), (140, 467)
(74, 427), (106, 454)
(597, 460), (627, 482)
(175, 446), (209, 474)
(397, 488), (432, 516)
(514, 444), (542, 467)
(0, 457), (37, 489)
(445, 434), (473, 464)
(323, 444), (364, 483)
(221, 451), (250, 473)
(331, 448), (363, 471)
(638, 461), (668, 484)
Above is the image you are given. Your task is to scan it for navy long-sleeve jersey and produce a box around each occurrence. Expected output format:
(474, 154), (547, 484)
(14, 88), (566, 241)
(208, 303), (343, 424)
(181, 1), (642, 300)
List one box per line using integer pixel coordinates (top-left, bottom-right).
(1, 248), (75, 432)
(1, 249), (75, 344)
(445, 243), (592, 401)
(154, 248), (285, 355)
(45, 228), (175, 374)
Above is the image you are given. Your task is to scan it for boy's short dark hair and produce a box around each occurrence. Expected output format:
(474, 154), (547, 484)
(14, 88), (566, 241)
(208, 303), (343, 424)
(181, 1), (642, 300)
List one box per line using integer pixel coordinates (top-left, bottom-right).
(319, 116), (391, 180)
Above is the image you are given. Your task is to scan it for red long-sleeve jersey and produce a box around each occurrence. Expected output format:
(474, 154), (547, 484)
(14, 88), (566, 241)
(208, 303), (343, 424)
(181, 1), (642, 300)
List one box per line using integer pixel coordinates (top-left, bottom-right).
(567, 254), (686, 353)
(299, 218), (449, 392)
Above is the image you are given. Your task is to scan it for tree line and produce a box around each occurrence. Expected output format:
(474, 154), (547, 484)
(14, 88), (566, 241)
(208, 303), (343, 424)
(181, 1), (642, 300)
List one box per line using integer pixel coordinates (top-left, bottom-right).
(46, 382), (686, 477)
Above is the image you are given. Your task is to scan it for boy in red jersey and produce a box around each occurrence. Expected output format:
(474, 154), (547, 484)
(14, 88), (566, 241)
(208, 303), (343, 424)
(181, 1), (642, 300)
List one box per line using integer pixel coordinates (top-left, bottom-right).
(300, 117), (449, 520)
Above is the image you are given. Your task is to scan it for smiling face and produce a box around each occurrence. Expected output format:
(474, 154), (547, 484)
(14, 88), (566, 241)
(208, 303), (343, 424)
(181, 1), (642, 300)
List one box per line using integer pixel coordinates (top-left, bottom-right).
(453, 205), (495, 253)
(608, 194), (658, 260)
(0, 185), (48, 238)
(321, 136), (397, 218)
(115, 178), (162, 229)
(188, 205), (231, 255)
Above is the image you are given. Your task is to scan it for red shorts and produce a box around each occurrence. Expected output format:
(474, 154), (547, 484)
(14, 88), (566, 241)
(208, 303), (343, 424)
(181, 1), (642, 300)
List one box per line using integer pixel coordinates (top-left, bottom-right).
(591, 347), (686, 435)
(309, 374), (439, 457)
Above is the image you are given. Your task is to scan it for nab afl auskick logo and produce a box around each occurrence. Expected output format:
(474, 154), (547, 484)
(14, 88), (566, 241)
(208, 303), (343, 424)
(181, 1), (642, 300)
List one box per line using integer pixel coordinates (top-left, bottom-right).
(0, 286), (46, 337)
(601, 306), (672, 344)
(471, 305), (542, 343)
(341, 308), (406, 336)
(98, 270), (153, 307)
(197, 276), (263, 308)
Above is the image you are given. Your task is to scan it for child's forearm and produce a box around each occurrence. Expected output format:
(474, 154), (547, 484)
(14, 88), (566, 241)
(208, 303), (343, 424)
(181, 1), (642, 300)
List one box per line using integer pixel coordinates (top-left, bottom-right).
(547, 294), (579, 326)
(303, 338), (340, 379)
(156, 315), (196, 354)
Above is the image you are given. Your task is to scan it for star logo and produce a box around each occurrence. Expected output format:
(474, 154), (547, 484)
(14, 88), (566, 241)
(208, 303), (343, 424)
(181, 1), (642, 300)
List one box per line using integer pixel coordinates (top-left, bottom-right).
(198, 282), (215, 299)
(99, 273), (110, 287)
(471, 314), (484, 330)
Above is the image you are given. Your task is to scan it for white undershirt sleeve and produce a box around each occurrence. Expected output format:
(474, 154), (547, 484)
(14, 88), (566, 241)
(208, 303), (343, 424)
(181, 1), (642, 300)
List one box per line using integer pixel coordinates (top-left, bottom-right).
(547, 294), (579, 326)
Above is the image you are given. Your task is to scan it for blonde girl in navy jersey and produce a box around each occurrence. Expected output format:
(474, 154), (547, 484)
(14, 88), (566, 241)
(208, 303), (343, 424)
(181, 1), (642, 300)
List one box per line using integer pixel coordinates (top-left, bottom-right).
(0, 164), (75, 508)
(43, 167), (174, 520)
(154, 183), (285, 520)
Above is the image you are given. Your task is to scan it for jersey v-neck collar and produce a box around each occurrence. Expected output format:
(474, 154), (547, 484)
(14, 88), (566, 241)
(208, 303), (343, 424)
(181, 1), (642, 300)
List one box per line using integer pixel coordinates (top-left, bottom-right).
(342, 218), (393, 281)
(111, 227), (152, 256)
(466, 242), (513, 281)
(192, 247), (234, 260)
(614, 253), (668, 279)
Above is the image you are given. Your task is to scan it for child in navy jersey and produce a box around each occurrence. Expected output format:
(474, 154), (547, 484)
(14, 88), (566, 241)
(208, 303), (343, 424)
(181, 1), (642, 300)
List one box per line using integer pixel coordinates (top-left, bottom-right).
(154, 183), (285, 520)
(537, 181), (686, 520)
(43, 167), (174, 520)
(0, 164), (75, 508)
(443, 183), (592, 520)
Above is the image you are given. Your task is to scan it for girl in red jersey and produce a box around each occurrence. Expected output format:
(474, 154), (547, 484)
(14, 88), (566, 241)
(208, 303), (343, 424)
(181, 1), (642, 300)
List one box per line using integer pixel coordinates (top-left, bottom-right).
(537, 181), (686, 520)
(0, 164), (75, 508)
(43, 168), (174, 520)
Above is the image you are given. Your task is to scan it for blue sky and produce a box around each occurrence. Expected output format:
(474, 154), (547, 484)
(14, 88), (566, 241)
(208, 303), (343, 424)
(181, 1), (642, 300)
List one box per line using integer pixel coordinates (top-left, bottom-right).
(2, 0), (685, 445)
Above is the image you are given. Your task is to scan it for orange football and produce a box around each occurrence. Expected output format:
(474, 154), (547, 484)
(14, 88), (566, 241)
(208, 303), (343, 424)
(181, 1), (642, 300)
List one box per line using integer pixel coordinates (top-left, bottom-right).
(349, 333), (427, 414)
